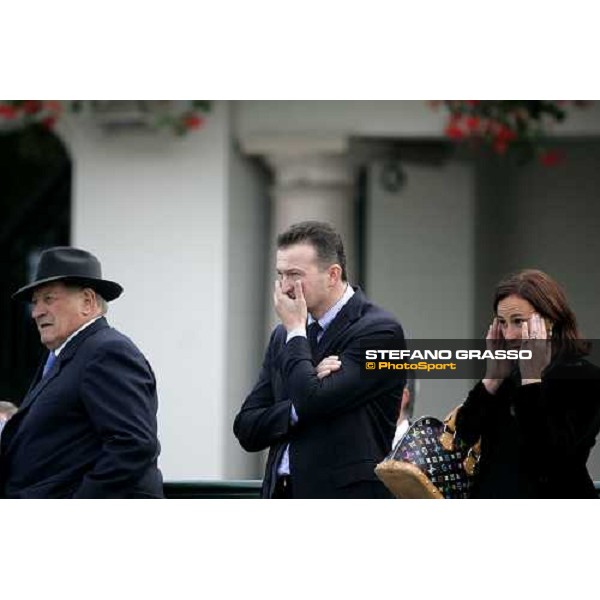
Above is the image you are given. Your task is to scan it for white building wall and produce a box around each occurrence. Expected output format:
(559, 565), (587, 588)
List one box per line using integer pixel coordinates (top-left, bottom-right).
(366, 160), (476, 419)
(59, 103), (231, 479)
(223, 119), (271, 479)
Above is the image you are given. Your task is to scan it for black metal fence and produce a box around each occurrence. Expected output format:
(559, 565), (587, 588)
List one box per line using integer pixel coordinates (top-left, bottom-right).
(163, 480), (600, 499)
(164, 480), (262, 499)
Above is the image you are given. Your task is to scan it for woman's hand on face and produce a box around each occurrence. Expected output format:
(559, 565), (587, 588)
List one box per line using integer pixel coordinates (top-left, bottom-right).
(520, 313), (551, 384)
(483, 318), (512, 394)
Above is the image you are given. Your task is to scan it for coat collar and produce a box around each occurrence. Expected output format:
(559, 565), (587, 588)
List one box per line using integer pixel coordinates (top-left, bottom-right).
(0, 318), (110, 458)
(56, 316), (108, 364)
(313, 286), (366, 359)
(18, 317), (109, 413)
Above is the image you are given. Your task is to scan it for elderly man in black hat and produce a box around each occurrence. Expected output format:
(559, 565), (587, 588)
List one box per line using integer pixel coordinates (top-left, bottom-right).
(0, 247), (163, 498)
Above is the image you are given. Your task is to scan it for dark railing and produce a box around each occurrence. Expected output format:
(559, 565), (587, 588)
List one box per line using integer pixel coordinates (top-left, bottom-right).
(163, 480), (600, 499)
(164, 480), (262, 499)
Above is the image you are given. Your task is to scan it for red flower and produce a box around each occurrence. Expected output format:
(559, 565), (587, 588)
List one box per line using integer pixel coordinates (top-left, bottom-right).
(496, 125), (517, 143)
(539, 149), (564, 167)
(23, 100), (42, 115)
(445, 115), (464, 140)
(42, 116), (57, 129)
(184, 114), (204, 130)
(466, 116), (481, 132)
(445, 125), (464, 139)
(0, 104), (17, 119)
(44, 100), (63, 115)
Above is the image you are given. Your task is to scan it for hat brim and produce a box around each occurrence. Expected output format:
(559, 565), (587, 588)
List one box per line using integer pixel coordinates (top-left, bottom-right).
(12, 276), (123, 302)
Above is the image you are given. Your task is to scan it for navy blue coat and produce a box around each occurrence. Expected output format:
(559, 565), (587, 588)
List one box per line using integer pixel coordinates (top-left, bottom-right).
(233, 288), (406, 498)
(0, 317), (163, 498)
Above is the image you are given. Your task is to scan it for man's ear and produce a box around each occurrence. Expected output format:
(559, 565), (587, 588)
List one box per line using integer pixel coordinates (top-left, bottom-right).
(328, 264), (342, 286)
(81, 288), (96, 315)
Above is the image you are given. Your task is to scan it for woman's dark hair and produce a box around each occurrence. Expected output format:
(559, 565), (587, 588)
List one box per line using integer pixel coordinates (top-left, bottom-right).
(493, 269), (588, 359)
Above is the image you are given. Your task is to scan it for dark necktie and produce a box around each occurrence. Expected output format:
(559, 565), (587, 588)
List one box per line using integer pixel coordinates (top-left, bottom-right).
(42, 351), (56, 379)
(307, 321), (322, 357)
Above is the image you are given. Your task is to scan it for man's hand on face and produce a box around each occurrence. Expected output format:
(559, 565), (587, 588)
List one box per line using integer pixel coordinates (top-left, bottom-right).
(274, 279), (308, 332)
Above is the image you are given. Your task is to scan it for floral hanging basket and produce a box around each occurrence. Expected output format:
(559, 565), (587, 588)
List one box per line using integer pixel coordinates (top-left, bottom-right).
(0, 100), (212, 136)
(432, 100), (592, 165)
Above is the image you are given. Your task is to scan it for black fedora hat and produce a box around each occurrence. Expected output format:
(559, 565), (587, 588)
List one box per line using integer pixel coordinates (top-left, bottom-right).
(12, 247), (123, 301)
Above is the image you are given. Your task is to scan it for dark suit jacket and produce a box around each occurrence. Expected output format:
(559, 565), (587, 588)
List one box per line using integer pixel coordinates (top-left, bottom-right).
(0, 317), (163, 498)
(456, 358), (600, 498)
(233, 288), (406, 498)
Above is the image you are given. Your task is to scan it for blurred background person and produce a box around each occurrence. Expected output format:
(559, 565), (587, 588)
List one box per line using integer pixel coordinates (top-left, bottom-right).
(392, 376), (416, 448)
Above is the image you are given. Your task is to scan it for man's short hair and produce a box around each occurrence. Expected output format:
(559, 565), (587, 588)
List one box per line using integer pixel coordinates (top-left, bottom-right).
(277, 221), (348, 281)
(96, 294), (108, 315)
(64, 283), (108, 315)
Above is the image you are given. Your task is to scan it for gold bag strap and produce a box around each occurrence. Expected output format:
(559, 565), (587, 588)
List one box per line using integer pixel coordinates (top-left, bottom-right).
(439, 405), (482, 477)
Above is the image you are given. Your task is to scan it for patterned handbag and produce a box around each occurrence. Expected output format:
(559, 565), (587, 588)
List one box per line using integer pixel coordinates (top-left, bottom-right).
(375, 408), (481, 499)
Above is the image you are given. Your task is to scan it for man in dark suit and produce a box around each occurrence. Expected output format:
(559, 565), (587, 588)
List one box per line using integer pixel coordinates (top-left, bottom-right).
(0, 247), (163, 498)
(234, 221), (406, 498)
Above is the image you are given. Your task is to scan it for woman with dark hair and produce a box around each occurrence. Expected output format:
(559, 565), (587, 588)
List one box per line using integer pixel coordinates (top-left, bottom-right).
(456, 269), (600, 498)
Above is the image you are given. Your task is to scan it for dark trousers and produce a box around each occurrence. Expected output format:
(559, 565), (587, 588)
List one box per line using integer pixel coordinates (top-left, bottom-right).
(272, 476), (293, 499)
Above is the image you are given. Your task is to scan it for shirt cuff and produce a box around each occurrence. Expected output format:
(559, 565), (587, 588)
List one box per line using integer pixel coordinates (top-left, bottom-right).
(286, 328), (307, 343)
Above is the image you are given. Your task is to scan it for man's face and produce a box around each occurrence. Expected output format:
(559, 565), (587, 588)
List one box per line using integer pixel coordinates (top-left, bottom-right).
(276, 243), (332, 316)
(31, 282), (90, 350)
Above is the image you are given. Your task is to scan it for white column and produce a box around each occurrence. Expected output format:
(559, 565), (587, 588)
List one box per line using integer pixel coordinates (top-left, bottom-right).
(57, 105), (231, 480)
(241, 135), (357, 282)
(268, 153), (356, 271)
(240, 135), (358, 336)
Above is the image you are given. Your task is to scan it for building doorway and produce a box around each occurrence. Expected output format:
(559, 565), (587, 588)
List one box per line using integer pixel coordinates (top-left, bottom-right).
(0, 124), (71, 403)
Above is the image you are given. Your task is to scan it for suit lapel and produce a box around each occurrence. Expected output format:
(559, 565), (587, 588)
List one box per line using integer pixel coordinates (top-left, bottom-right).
(23, 357), (46, 397)
(18, 360), (61, 412)
(314, 287), (365, 361)
(17, 317), (109, 414)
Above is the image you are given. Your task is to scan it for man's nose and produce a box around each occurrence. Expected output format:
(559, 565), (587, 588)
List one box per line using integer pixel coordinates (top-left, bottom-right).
(281, 277), (294, 295)
(31, 303), (44, 320)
